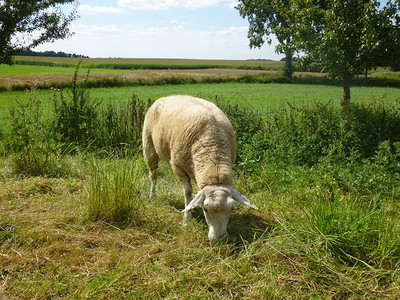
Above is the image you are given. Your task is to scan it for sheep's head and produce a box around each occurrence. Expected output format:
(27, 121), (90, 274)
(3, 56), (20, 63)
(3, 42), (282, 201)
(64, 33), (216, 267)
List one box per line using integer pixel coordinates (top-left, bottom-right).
(183, 185), (258, 242)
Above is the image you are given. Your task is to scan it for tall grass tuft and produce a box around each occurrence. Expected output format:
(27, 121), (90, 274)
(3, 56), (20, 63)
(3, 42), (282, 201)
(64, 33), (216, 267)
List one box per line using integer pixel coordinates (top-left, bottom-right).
(298, 192), (400, 268)
(94, 93), (152, 156)
(85, 157), (147, 225)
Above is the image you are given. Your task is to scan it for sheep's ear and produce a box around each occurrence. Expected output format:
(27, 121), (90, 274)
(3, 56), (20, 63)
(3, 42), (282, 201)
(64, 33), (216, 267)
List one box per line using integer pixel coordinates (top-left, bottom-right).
(181, 189), (205, 213)
(231, 188), (258, 210)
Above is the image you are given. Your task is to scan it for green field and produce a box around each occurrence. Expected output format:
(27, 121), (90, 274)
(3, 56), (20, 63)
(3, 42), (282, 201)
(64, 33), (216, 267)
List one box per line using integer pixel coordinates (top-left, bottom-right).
(0, 81), (398, 110)
(0, 64), (140, 76)
(1, 58), (400, 299)
(1, 82), (398, 129)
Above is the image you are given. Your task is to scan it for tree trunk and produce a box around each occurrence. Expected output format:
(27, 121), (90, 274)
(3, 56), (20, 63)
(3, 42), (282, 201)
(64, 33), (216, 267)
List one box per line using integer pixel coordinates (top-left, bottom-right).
(341, 77), (352, 112)
(283, 50), (294, 80)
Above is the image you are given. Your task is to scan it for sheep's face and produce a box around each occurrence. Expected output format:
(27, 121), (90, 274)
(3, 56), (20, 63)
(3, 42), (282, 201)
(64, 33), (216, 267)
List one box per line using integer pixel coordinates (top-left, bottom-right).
(183, 185), (257, 242)
(202, 188), (236, 242)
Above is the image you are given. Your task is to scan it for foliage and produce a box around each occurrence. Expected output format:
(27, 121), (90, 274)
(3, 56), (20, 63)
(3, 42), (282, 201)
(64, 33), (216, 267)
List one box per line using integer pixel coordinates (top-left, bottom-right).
(284, 0), (400, 107)
(391, 59), (400, 72)
(236, 0), (296, 78)
(0, 0), (78, 65)
(6, 89), (70, 177)
(219, 98), (400, 174)
(50, 66), (152, 155)
(15, 49), (88, 58)
(51, 67), (100, 149)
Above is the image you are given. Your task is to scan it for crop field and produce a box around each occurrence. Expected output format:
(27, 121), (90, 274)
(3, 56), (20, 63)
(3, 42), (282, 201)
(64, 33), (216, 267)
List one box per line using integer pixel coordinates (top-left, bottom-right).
(1, 57), (400, 299)
(13, 56), (285, 69)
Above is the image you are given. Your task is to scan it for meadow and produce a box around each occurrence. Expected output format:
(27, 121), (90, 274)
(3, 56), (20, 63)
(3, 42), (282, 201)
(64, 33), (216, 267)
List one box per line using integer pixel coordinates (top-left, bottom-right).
(1, 59), (400, 298)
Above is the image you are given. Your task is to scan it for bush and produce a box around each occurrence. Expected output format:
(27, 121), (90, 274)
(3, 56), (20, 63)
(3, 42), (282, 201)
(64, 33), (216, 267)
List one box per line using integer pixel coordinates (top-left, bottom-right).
(217, 98), (400, 176)
(6, 90), (69, 177)
(391, 60), (400, 72)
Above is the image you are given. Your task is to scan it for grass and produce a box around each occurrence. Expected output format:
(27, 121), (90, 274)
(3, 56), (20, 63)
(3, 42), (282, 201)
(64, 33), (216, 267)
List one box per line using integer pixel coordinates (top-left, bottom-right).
(1, 156), (399, 298)
(0, 64), (140, 76)
(1, 82), (399, 110)
(1, 64), (400, 298)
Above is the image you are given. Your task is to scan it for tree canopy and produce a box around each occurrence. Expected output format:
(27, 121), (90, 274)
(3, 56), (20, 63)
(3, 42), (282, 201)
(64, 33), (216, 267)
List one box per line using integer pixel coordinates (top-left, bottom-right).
(0, 0), (78, 65)
(283, 0), (400, 108)
(238, 0), (400, 108)
(236, 0), (296, 78)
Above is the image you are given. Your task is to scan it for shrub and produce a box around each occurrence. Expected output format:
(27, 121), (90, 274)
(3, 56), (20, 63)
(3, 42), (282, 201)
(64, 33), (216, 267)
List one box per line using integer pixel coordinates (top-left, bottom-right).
(94, 93), (152, 156)
(391, 59), (400, 72)
(6, 90), (70, 177)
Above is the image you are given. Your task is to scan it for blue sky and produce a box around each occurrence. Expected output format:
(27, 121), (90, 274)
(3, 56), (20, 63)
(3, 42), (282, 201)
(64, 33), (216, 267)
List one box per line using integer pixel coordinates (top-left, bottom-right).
(34, 0), (281, 60)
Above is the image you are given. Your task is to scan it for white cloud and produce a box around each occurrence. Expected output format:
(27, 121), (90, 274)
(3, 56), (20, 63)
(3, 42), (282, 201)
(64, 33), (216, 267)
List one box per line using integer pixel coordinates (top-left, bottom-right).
(77, 5), (122, 14)
(86, 25), (124, 34)
(35, 23), (281, 60)
(117, 0), (235, 10)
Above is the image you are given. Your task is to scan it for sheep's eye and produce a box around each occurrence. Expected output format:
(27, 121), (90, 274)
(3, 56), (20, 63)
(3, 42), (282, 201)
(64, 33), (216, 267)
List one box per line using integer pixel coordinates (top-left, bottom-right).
(231, 206), (235, 212)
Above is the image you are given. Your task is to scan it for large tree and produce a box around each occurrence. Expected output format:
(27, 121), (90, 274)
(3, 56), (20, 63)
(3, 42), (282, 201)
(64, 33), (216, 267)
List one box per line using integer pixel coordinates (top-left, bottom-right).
(0, 0), (78, 65)
(285, 0), (400, 109)
(236, 0), (296, 79)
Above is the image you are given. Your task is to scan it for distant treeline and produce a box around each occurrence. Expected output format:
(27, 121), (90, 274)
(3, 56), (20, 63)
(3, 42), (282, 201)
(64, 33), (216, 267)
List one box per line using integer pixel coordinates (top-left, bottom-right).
(15, 49), (89, 58)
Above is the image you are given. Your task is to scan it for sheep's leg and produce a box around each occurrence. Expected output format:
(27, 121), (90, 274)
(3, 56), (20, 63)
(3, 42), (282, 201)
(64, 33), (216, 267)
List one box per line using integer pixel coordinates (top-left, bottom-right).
(173, 167), (193, 225)
(143, 142), (159, 199)
(182, 178), (193, 226)
(148, 161), (158, 199)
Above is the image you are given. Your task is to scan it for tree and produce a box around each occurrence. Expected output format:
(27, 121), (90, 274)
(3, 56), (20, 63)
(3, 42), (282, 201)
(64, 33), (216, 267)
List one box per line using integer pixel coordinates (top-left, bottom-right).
(0, 0), (78, 65)
(236, 0), (296, 79)
(285, 0), (400, 110)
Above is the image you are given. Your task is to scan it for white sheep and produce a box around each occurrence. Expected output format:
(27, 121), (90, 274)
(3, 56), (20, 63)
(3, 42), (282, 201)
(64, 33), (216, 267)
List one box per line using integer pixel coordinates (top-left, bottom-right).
(142, 95), (258, 241)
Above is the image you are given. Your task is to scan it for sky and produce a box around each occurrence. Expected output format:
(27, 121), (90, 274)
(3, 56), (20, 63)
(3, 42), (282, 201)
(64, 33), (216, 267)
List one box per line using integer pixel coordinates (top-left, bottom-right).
(34, 0), (282, 60)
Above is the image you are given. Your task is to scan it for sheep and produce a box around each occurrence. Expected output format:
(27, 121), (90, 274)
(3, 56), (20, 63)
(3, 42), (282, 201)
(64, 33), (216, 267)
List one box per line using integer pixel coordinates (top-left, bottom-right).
(143, 95), (258, 241)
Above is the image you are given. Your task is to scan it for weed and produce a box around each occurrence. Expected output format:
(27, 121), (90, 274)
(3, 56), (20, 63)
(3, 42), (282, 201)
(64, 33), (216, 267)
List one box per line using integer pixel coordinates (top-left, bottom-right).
(6, 90), (70, 177)
(52, 67), (100, 149)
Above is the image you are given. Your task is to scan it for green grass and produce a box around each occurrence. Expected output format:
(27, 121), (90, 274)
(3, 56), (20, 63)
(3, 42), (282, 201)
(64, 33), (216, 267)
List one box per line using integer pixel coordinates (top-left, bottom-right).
(0, 64), (141, 76)
(0, 82), (398, 132)
(1, 67), (400, 298)
(1, 82), (399, 108)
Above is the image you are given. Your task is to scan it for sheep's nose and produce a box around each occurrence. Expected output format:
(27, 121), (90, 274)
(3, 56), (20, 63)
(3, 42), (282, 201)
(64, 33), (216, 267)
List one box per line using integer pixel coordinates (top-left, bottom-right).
(208, 230), (228, 242)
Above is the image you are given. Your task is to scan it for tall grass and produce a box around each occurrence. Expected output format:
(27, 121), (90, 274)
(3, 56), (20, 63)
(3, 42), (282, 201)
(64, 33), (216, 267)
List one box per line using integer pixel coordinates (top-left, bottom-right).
(50, 69), (151, 155)
(85, 157), (147, 225)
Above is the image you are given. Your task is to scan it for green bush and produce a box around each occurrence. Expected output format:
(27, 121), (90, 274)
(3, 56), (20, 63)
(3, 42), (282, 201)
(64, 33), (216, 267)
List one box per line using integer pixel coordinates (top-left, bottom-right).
(6, 90), (69, 177)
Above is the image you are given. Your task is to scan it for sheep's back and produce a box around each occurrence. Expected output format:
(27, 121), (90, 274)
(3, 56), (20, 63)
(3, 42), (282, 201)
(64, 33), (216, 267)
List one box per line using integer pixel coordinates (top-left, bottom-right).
(144, 95), (236, 166)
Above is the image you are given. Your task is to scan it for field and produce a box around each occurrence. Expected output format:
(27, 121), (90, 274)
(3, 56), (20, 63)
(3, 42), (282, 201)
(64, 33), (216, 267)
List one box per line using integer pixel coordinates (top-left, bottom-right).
(1, 58), (400, 299)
